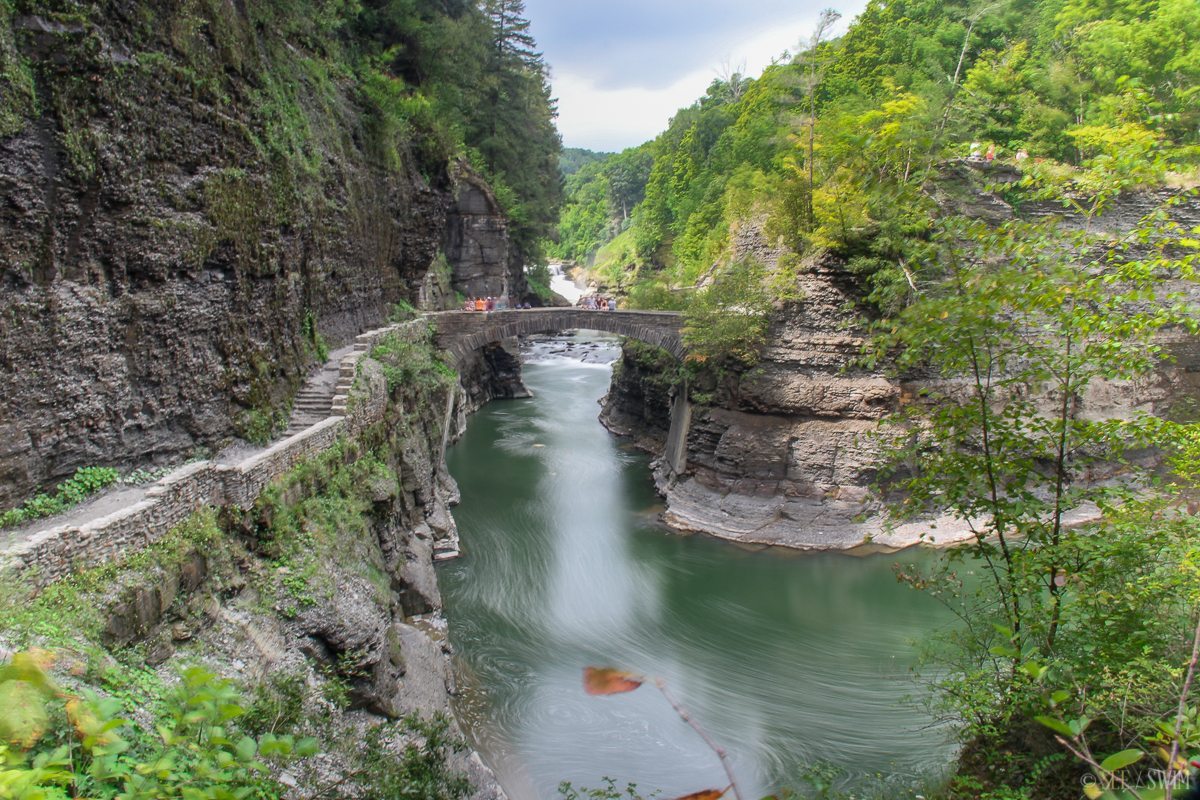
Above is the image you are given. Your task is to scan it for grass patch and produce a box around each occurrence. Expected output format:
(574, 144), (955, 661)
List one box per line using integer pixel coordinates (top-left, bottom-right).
(0, 508), (223, 648)
(250, 439), (397, 616)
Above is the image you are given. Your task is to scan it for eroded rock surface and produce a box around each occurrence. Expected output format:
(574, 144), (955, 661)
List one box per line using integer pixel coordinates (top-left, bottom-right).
(0, 7), (522, 507)
(604, 201), (1200, 551)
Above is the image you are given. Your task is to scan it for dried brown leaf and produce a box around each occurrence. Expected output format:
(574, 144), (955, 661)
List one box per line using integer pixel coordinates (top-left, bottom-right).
(582, 667), (643, 696)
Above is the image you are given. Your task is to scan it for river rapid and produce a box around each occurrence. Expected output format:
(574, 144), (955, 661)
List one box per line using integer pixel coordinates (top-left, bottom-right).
(440, 334), (962, 800)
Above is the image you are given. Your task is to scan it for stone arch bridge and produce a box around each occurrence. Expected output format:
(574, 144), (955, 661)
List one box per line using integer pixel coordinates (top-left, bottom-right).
(430, 308), (691, 481)
(431, 309), (685, 363)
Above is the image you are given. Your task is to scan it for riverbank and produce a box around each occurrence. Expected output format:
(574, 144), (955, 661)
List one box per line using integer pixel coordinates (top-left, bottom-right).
(440, 334), (963, 799)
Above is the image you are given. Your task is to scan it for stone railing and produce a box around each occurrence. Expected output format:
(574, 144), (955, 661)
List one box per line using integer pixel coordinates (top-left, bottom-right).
(1, 320), (430, 589)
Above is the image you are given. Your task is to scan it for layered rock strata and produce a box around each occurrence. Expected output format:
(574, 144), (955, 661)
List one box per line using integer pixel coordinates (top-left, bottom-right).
(603, 204), (1200, 551)
(0, 6), (520, 507)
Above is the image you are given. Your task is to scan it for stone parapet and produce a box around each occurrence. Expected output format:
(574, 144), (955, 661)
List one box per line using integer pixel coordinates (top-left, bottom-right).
(0, 320), (429, 589)
(1, 312), (678, 588)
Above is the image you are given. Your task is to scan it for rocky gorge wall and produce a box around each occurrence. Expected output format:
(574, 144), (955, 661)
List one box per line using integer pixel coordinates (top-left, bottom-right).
(0, 329), (505, 798)
(0, 3), (521, 508)
(602, 188), (1200, 551)
(602, 226), (918, 549)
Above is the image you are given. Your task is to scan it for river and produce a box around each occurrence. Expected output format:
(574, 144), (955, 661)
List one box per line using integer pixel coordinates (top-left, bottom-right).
(440, 334), (961, 800)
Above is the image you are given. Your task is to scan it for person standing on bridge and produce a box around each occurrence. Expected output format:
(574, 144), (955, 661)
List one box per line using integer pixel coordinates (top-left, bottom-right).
(607, 297), (616, 311)
(474, 296), (485, 312)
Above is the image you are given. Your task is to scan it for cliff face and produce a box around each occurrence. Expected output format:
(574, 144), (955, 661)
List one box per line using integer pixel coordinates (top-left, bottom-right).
(603, 192), (1200, 550)
(603, 225), (906, 549)
(0, 4), (520, 506)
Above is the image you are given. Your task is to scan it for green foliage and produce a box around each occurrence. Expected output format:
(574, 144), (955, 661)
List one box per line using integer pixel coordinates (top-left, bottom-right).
(866, 162), (1200, 794)
(370, 329), (456, 393)
(0, 653), (316, 800)
(0, 509), (223, 649)
(682, 257), (799, 365)
(550, 145), (655, 264)
(233, 354), (292, 446)
(524, 262), (554, 302)
(559, 777), (655, 800)
(357, 714), (470, 800)
(558, 0), (1199, 328)
(235, 408), (287, 448)
(389, 299), (419, 323)
(302, 309), (329, 363)
(0, 0), (36, 138)
(0, 467), (120, 530)
(250, 438), (391, 614)
(625, 278), (690, 312)
(240, 671), (307, 737)
(559, 147), (611, 178)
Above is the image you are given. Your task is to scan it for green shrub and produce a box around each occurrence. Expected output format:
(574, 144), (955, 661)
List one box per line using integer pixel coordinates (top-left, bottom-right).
(0, 466), (120, 530)
(236, 407), (287, 446)
(682, 256), (799, 366)
(388, 299), (419, 323)
(302, 309), (329, 362)
(369, 330), (456, 393)
(358, 714), (471, 800)
(0, 652), (318, 799)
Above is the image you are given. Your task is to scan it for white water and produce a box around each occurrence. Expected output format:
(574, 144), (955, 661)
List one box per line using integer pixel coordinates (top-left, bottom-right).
(548, 262), (583, 304)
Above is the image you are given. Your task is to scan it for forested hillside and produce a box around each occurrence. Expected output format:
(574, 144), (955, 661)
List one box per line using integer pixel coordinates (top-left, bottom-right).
(555, 0), (1199, 315)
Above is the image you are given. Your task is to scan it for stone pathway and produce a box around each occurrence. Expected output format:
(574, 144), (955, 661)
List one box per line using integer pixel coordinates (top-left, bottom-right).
(1, 344), (360, 553)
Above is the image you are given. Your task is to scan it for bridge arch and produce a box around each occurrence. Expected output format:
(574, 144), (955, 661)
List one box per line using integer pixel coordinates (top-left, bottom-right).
(432, 309), (685, 363)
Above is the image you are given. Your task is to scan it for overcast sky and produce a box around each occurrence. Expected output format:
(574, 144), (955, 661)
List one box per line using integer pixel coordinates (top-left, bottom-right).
(522, 0), (869, 153)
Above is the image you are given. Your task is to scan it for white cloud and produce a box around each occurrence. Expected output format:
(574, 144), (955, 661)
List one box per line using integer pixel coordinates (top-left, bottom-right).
(550, 8), (860, 151)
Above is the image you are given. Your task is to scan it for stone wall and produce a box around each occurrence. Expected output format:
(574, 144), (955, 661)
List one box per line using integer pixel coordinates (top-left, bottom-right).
(3, 310), (683, 586)
(2, 320), (432, 588)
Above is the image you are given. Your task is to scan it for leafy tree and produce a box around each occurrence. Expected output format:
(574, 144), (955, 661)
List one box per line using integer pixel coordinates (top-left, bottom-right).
(864, 142), (1200, 794)
(682, 257), (799, 365)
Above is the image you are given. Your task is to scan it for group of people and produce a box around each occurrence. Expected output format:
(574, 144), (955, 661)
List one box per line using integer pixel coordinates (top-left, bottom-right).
(578, 295), (617, 311)
(967, 141), (1030, 164)
(460, 294), (618, 312)
(463, 296), (534, 311)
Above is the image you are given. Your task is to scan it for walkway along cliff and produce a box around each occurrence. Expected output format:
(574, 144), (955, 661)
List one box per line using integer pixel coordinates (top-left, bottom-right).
(0, 2), (551, 790)
(0, 309), (684, 799)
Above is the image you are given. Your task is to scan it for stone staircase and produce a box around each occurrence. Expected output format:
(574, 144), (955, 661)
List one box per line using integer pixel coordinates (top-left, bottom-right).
(283, 385), (334, 436)
(282, 344), (358, 438)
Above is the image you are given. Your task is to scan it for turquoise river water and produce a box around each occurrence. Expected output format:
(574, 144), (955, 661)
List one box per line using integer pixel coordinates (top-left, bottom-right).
(439, 335), (961, 799)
